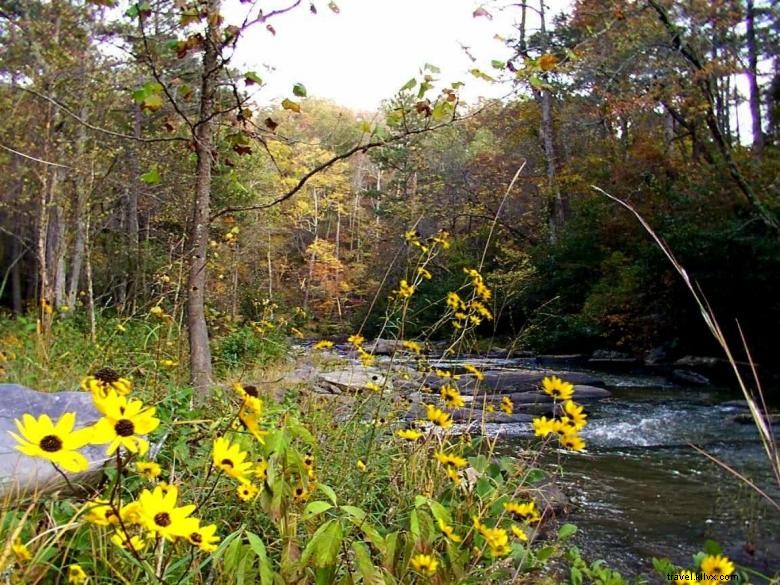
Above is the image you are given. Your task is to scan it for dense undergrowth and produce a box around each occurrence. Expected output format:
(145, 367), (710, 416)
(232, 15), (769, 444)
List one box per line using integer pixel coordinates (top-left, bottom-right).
(0, 236), (766, 584)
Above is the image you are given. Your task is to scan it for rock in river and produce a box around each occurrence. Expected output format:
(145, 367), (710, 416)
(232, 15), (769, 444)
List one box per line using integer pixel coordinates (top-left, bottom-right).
(0, 384), (109, 496)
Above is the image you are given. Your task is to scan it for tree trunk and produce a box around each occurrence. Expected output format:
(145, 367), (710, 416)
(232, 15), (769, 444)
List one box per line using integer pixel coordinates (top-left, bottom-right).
(187, 0), (220, 401)
(126, 103), (141, 309)
(67, 105), (90, 309)
(746, 0), (764, 151)
(11, 234), (23, 314)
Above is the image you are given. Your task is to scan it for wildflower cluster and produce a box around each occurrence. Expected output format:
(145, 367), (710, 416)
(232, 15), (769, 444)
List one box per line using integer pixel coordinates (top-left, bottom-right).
(446, 268), (493, 330)
(532, 376), (588, 451)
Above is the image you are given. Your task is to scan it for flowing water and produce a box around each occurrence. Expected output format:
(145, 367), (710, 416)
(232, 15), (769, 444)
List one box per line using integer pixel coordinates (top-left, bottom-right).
(485, 367), (780, 580)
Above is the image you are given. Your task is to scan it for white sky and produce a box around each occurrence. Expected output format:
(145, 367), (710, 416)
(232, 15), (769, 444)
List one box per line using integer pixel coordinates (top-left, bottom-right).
(228, 0), (574, 112)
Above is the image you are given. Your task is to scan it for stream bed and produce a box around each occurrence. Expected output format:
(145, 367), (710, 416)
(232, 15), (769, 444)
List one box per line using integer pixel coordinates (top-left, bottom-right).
(504, 379), (780, 580)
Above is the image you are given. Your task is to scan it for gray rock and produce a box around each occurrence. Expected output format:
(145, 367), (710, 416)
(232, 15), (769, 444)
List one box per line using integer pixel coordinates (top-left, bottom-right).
(318, 368), (389, 393)
(591, 349), (631, 360)
(671, 369), (711, 386)
(535, 355), (587, 368)
(673, 355), (720, 368)
(732, 412), (780, 426)
(454, 370), (604, 395)
(368, 338), (404, 355)
(644, 345), (671, 366)
(0, 384), (110, 496)
(473, 385), (611, 404)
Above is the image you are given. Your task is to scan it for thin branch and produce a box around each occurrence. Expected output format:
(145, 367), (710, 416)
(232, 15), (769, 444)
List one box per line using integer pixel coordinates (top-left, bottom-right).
(0, 142), (71, 168)
(7, 85), (187, 143)
(211, 123), (455, 220)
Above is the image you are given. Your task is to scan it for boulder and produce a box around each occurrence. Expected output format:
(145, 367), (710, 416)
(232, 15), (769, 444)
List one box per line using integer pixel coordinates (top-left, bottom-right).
(674, 355), (720, 368)
(368, 338), (404, 355)
(671, 369), (711, 386)
(0, 384), (110, 496)
(587, 350), (639, 370)
(318, 368), (389, 393)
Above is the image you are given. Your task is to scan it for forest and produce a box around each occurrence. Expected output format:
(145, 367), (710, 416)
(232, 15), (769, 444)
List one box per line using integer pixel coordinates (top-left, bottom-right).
(0, 0), (778, 584)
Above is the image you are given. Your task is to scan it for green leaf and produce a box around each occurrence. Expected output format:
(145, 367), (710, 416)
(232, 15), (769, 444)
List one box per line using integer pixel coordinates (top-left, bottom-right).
(142, 93), (163, 112)
(570, 566), (583, 585)
(535, 545), (555, 562)
(140, 165), (161, 185)
(423, 63), (441, 74)
(302, 500), (333, 521)
(352, 542), (382, 585)
(292, 83), (307, 97)
(490, 59), (506, 69)
(431, 100), (453, 122)
(340, 505), (365, 521)
(529, 75), (551, 90)
(359, 120), (372, 133)
(400, 78), (417, 92)
(469, 68), (495, 82)
(703, 539), (722, 556)
(302, 519), (343, 568)
(317, 483), (338, 505)
(282, 98), (301, 113)
(245, 71), (263, 85)
(246, 532), (274, 585)
(558, 523), (577, 540)
(416, 81), (432, 99)
(409, 509), (420, 538)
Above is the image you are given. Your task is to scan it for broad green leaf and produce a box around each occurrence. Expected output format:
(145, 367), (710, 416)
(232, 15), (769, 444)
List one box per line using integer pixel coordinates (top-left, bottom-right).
(409, 509), (420, 538)
(571, 566), (583, 585)
(469, 68), (495, 82)
(246, 532), (274, 585)
(302, 500), (333, 521)
(142, 94), (163, 112)
(282, 98), (301, 113)
(558, 523), (577, 540)
(528, 75), (551, 90)
(535, 545), (555, 562)
(340, 505), (366, 521)
(140, 165), (161, 185)
(293, 83), (307, 97)
(431, 100), (453, 122)
(317, 483), (338, 505)
(352, 542), (383, 585)
(245, 71), (263, 85)
(302, 519), (343, 568)
(423, 63), (441, 74)
(703, 539), (722, 556)
(400, 78), (416, 92)
(490, 59), (506, 69)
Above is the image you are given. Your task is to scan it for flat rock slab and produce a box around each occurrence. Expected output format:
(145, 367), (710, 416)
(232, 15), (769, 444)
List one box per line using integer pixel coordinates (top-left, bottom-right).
(318, 368), (389, 393)
(448, 371), (604, 395)
(0, 384), (110, 496)
(478, 385), (612, 404)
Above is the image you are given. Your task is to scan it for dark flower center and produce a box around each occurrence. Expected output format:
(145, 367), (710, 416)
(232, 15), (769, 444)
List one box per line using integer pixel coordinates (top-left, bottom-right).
(154, 512), (171, 527)
(40, 435), (63, 452)
(115, 419), (135, 437)
(295, 488), (303, 496)
(221, 458), (234, 468)
(190, 532), (202, 544)
(94, 367), (120, 384)
(243, 385), (259, 397)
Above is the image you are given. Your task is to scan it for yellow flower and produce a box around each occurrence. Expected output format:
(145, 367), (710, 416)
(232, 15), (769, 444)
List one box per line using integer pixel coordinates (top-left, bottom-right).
(347, 334), (364, 347)
(238, 406), (268, 444)
(255, 459), (269, 482)
(160, 359), (178, 368)
(404, 229), (419, 244)
(445, 465), (461, 485)
(233, 383), (263, 414)
(120, 501), (144, 525)
(462, 364), (484, 381)
(356, 459), (367, 472)
(417, 266), (432, 280)
(433, 451), (468, 469)
(410, 553), (438, 576)
(532, 416), (556, 437)
(500, 396), (514, 415)
(90, 392), (160, 455)
(10, 412), (91, 472)
(81, 368), (132, 400)
(402, 340), (423, 354)
(469, 299), (493, 319)
(700, 555), (735, 577)
(149, 305), (165, 318)
(562, 400), (587, 430)
(313, 340), (334, 350)
(187, 523), (220, 553)
(469, 315), (482, 326)
(446, 291), (464, 311)
(486, 404), (495, 413)
(474, 518), (510, 557)
(12, 541), (31, 561)
(559, 431), (586, 452)
(425, 404), (453, 429)
(110, 532), (146, 552)
(511, 524), (528, 541)
(137, 484), (198, 541)
(440, 384), (465, 408)
(237, 482), (259, 502)
(437, 519), (462, 542)
(397, 429), (423, 441)
(212, 437), (253, 481)
(504, 501), (541, 524)
(541, 375), (574, 400)
(432, 229), (451, 249)
(85, 500), (121, 526)
(293, 485), (309, 502)
(136, 461), (162, 480)
(357, 347), (375, 367)
(434, 369), (459, 380)
(365, 381), (382, 393)
(67, 564), (88, 584)
(397, 279), (415, 298)
(116, 323), (127, 333)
